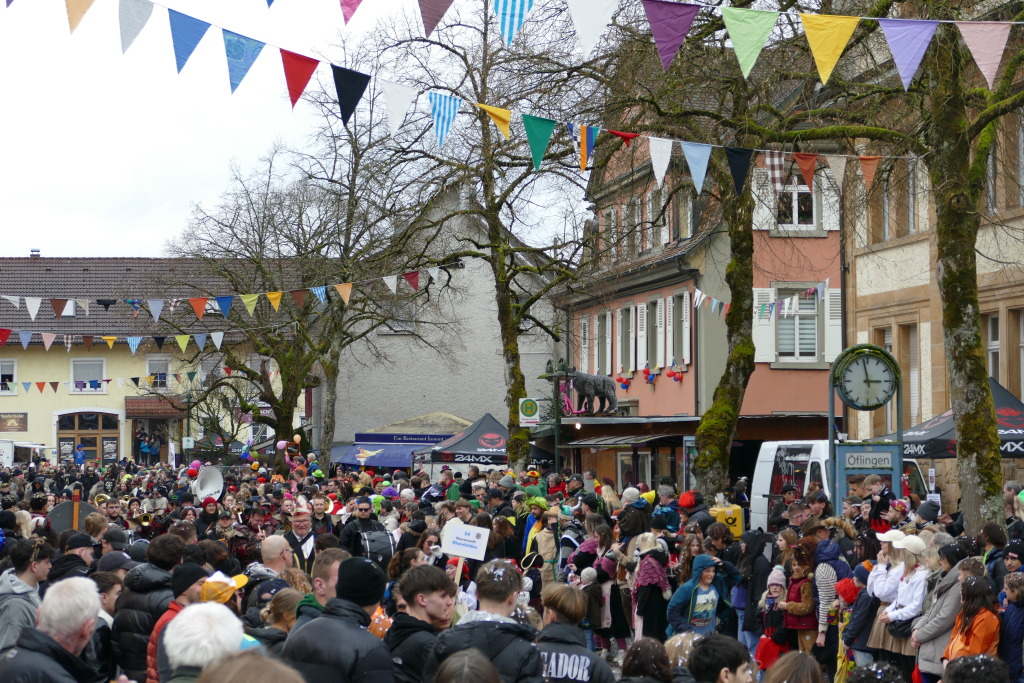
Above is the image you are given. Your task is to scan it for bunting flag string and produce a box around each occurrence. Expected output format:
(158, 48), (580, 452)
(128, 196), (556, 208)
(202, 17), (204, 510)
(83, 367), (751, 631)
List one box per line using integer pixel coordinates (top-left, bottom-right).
(333, 66), (372, 125)
(641, 0), (700, 71)
(479, 104), (513, 140)
(379, 80), (418, 136)
(223, 30), (265, 93)
(523, 115), (557, 170)
(168, 10), (209, 73)
(493, 0), (535, 46)
(0, 365), (287, 395)
(419, 0), (456, 38)
(564, 0), (617, 56)
(428, 92), (461, 147)
(118, 0), (153, 53)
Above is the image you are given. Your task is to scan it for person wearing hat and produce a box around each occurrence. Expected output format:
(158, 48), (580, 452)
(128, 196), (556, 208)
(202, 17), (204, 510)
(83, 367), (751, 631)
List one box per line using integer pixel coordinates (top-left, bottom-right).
(801, 520), (852, 673)
(278, 498), (316, 574)
(96, 551), (140, 578)
(199, 571), (249, 612)
(283, 557), (394, 682)
(913, 544), (971, 683)
(768, 484), (798, 531)
(617, 487), (652, 548)
(45, 533), (95, 588)
(101, 526), (128, 557)
(754, 566), (789, 671)
(497, 473), (519, 499)
(149, 562), (210, 683)
(872, 534), (928, 681)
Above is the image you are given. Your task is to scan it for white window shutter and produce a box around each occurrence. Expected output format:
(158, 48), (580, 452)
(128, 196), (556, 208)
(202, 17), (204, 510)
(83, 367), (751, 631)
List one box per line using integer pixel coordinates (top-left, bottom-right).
(630, 306), (637, 373)
(664, 297), (674, 367)
(616, 309), (624, 374)
(824, 289), (843, 362)
(636, 304), (647, 371)
(752, 288), (776, 362)
(681, 291), (691, 365)
(591, 314), (598, 375)
(580, 317), (590, 374)
(604, 313), (613, 375)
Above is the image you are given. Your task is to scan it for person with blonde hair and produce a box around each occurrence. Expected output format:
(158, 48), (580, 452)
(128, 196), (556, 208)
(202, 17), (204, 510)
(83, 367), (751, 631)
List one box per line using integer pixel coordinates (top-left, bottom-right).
(536, 583), (615, 683)
(665, 631), (702, 676)
(248, 587), (301, 656)
(874, 534), (928, 682)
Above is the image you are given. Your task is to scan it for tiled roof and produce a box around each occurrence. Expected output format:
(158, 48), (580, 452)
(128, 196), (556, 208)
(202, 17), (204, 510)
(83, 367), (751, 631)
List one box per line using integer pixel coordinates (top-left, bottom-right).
(124, 396), (185, 419)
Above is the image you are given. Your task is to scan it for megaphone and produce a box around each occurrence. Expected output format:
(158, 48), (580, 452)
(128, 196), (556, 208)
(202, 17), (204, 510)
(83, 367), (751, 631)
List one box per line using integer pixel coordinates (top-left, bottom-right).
(191, 466), (224, 503)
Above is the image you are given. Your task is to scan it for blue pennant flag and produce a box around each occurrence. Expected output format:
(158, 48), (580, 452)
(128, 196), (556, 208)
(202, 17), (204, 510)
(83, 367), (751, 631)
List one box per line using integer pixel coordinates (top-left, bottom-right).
(216, 296), (234, 317)
(428, 91), (461, 147)
(18, 331), (31, 350)
(127, 336), (142, 354)
(310, 286), (327, 304)
(223, 30), (266, 93)
(493, 0), (535, 46)
(194, 333), (208, 349)
(169, 10), (210, 73)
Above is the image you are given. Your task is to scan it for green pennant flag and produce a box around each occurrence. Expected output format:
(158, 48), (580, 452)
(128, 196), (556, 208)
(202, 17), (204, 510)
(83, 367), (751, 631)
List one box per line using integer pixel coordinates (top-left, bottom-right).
(722, 7), (780, 78)
(522, 114), (557, 170)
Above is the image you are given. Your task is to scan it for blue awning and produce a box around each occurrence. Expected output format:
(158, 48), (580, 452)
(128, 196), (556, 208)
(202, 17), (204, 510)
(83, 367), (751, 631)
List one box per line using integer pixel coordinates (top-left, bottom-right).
(331, 443), (421, 467)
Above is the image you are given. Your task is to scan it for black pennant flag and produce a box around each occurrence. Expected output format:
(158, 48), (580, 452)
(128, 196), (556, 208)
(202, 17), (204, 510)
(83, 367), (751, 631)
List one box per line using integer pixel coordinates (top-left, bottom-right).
(332, 66), (371, 125)
(725, 147), (754, 196)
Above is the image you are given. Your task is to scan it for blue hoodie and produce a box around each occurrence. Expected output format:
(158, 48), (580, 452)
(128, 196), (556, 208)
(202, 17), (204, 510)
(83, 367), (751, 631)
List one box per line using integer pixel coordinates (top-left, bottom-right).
(1000, 596), (1024, 681)
(666, 554), (741, 636)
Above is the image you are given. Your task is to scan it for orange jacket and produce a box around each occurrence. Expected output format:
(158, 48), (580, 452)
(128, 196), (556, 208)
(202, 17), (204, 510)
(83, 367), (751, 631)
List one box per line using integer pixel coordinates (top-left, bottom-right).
(943, 609), (1000, 663)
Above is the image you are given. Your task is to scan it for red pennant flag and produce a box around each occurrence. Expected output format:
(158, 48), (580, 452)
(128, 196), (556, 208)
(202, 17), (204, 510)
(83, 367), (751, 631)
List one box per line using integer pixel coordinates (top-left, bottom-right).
(82, 335), (93, 351)
(859, 155), (882, 192)
(280, 49), (319, 108)
(49, 382), (59, 393)
(35, 382), (45, 393)
(290, 289), (307, 309)
(793, 153), (819, 191)
(0, 329), (9, 346)
(189, 298), (208, 320)
(608, 130), (640, 147)
(402, 271), (420, 291)
(49, 298), (68, 316)
(224, 367), (233, 376)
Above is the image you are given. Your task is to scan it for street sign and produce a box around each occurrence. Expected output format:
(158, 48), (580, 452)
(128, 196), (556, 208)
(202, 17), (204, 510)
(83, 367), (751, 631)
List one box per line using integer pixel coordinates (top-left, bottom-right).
(844, 451), (893, 469)
(836, 443), (902, 499)
(182, 437), (195, 450)
(519, 398), (541, 426)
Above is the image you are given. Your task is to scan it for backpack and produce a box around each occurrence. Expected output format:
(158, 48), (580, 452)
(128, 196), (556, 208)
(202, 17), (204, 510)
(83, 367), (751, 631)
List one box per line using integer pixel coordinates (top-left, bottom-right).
(361, 530), (396, 567)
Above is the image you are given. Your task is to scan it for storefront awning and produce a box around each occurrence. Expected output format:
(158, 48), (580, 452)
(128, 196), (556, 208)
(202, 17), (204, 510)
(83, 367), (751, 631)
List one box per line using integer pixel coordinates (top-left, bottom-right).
(563, 434), (680, 449)
(332, 433), (452, 468)
(125, 396), (184, 420)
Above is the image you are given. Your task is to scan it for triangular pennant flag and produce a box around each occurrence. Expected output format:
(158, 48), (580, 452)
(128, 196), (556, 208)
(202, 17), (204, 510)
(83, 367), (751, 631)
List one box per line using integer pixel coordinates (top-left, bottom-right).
(76, 299), (90, 315)
(102, 336), (117, 349)
(49, 299), (68, 317)
(379, 80), (417, 136)
(340, 0), (363, 23)
(565, 0), (617, 55)
(280, 50), (319, 108)
(224, 367), (233, 376)
(50, 382), (59, 393)
(174, 374), (182, 383)
(310, 286), (327, 304)
(522, 115), (557, 170)
(41, 333), (56, 351)
(418, 0), (455, 37)
(65, 0), (95, 33)
(335, 283), (353, 303)
(567, 123), (599, 171)
(859, 155), (882, 192)
(332, 65), (371, 125)
(402, 272), (420, 291)
(154, 336), (165, 350)
(119, 0), (153, 53)
(83, 336), (93, 351)
(957, 22), (1011, 90)
(189, 298), (208, 320)
(492, 0), (535, 46)
(211, 331), (224, 350)
(793, 153), (819, 191)
(24, 297), (41, 321)
(478, 104), (512, 140)
(290, 289), (307, 309)
(265, 291), (283, 311)
(17, 331), (31, 349)
(725, 147), (754, 195)
(187, 371), (197, 381)
(96, 299), (117, 311)
(641, 0), (700, 70)
(765, 150), (786, 193)
(64, 334), (72, 352)
(800, 14), (859, 84)
(1, 296), (18, 308)
(878, 19), (939, 90)
(21, 383), (30, 393)
(680, 142), (711, 193)
(222, 30), (265, 93)
(240, 293), (259, 316)
(648, 137), (673, 188)
(148, 299), (164, 321)
(0, 329), (8, 345)
(215, 295), (234, 317)
(127, 336), (142, 354)
(721, 8), (780, 78)
(609, 131), (640, 147)
(175, 335), (190, 352)
(131, 377), (140, 387)
(126, 299), (143, 317)
(428, 91), (461, 147)
(382, 276), (398, 294)
(826, 155), (847, 194)
(35, 382), (45, 394)
(194, 333), (207, 350)
(168, 10), (210, 73)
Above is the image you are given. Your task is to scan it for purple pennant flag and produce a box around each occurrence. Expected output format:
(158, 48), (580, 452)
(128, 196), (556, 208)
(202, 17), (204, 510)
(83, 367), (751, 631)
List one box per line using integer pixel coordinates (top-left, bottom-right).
(641, 0), (700, 70)
(878, 19), (938, 90)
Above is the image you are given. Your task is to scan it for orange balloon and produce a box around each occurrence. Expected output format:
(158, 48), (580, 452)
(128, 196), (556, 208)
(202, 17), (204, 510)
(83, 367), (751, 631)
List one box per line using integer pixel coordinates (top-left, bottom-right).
(293, 434), (302, 444)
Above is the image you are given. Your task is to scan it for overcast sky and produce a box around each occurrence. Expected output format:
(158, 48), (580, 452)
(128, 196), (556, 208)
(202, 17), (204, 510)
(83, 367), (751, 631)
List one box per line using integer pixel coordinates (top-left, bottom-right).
(0, 0), (393, 257)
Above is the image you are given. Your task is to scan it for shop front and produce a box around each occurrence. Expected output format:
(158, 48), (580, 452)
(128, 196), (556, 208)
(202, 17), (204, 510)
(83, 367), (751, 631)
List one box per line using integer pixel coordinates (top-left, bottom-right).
(57, 411), (121, 464)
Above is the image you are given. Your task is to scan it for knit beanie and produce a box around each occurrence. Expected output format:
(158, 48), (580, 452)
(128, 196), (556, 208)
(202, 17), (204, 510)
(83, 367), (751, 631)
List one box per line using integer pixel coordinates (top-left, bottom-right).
(853, 561), (872, 585)
(581, 567), (598, 584)
(835, 577), (860, 606)
(171, 563), (210, 598)
(622, 487), (640, 504)
(767, 565), (786, 588)
(335, 557), (387, 606)
(201, 497), (217, 508)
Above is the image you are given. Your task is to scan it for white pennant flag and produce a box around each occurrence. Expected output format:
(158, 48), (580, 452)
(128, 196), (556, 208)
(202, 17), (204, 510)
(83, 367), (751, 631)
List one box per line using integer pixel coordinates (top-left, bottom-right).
(648, 137), (673, 188)
(211, 331), (224, 350)
(382, 275), (398, 294)
(379, 80), (418, 137)
(826, 156), (847, 194)
(2, 296), (19, 308)
(427, 266), (440, 282)
(24, 297), (41, 321)
(565, 0), (617, 56)
(119, 0), (153, 53)
(148, 299), (164, 322)
(782, 297), (791, 317)
(76, 298), (90, 315)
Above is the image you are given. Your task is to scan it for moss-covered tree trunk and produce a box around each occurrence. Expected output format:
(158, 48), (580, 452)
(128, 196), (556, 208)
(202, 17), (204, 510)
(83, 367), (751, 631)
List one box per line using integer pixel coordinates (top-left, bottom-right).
(491, 240), (532, 470)
(925, 24), (1003, 534)
(318, 355), (340, 474)
(692, 182), (756, 500)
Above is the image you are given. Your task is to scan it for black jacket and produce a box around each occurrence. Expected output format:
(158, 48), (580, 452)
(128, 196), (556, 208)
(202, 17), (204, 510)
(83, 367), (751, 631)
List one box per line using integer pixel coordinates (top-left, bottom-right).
(337, 517), (387, 557)
(247, 626), (288, 656)
(111, 563), (173, 682)
(739, 530), (772, 633)
(283, 597), (395, 683)
(842, 589), (878, 652)
(424, 611), (544, 683)
(0, 627), (106, 683)
(536, 622), (616, 683)
(382, 612), (439, 683)
(45, 554), (90, 587)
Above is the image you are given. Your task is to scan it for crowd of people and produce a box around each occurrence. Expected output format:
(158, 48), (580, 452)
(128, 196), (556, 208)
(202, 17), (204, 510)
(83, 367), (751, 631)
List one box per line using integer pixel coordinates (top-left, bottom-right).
(0, 456), (1017, 683)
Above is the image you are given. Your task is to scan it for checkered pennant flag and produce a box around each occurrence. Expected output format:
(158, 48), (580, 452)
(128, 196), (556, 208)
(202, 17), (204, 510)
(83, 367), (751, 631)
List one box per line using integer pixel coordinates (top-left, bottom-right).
(765, 150), (786, 194)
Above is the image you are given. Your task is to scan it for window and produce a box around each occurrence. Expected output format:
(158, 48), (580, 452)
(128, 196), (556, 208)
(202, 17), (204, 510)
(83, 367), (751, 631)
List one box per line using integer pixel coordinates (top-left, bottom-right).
(809, 461), (823, 490)
(618, 306), (633, 374)
(647, 189), (664, 249)
(597, 313), (609, 375)
(906, 158), (917, 235)
(881, 328), (894, 433)
(776, 292), (818, 360)
(0, 360), (15, 394)
(625, 200), (639, 257)
(670, 190), (691, 240)
(987, 315), (1000, 379)
(647, 301), (658, 368)
(776, 176), (815, 229)
(147, 355), (170, 390)
(901, 324), (920, 424)
(579, 316), (590, 374)
(604, 208), (617, 263)
(199, 356), (223, 387)
(71, 359), (106, 394)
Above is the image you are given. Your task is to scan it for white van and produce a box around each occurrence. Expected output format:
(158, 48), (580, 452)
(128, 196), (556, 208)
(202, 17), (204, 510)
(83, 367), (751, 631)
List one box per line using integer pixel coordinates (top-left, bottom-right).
(749, 441), (927, 532)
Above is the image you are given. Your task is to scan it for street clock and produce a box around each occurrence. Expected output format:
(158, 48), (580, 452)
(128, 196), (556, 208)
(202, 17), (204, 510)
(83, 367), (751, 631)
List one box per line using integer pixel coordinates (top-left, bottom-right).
(832, 344), (900, 411)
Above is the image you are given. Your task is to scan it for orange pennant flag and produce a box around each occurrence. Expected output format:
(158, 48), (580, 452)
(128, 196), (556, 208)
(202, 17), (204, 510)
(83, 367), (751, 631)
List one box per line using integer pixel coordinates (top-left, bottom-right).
(859, 155), (882, 192)
(265, 291), (283, 311)
(36, 382), (46, 393)
(793, 153), (819, 191)
(189, 298), (208, 320)
(102, 336), (117, 349)
(65, 0), (96, 33)
(334, 283), (353, 304)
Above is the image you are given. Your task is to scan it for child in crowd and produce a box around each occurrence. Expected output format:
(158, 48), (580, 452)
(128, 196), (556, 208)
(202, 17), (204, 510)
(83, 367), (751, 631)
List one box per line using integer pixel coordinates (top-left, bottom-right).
(578, 567), (601, 652)
(780, 542), (816, 654)
(754, 566), (789, 672)
(833, 577), (860, 683)
(943, 576), (1000, 664)
(999, 572), (1024, 683)
(842, 562), (879, 669)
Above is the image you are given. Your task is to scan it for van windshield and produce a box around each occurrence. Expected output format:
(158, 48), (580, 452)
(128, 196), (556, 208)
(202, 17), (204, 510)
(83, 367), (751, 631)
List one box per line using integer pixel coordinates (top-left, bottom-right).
(769, 445), (812, 495)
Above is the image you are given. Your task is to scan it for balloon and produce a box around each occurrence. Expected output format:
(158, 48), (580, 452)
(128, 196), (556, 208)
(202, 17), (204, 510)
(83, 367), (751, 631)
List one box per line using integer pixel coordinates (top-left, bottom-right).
(190, 460), (202, 469)
(615, 377), (623, 384)
(620, 383), (628, 389)
(251, 462), (260, 471)
(666, 370), (675, 379)
(293, 434), (302, 444)
(276, 440), (288, 450)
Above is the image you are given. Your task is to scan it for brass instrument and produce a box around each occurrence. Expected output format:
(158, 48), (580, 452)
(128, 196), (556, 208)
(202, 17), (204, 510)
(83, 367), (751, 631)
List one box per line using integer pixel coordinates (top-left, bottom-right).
(94, 494), (110, 506)
(139, 513), (153, 526)
(121, 495), (131, 507)
(233, 505), (244, 524)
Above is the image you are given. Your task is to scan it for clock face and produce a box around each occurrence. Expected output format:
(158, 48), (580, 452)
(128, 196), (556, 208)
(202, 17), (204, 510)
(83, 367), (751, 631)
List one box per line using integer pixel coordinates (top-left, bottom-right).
(838, 353), (897, 410)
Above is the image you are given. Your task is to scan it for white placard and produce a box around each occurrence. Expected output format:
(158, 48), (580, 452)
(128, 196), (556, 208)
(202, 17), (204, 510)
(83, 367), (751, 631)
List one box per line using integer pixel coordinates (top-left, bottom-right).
(441, 524), (491, 561)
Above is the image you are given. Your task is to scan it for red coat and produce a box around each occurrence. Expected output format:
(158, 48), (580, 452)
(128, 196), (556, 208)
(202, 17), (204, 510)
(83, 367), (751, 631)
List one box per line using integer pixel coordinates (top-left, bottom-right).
(146, 600), (183, 683)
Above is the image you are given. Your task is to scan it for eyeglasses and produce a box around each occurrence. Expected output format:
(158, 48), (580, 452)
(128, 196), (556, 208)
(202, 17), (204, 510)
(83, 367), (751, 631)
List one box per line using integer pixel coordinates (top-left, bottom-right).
(357, 507), (371, 512)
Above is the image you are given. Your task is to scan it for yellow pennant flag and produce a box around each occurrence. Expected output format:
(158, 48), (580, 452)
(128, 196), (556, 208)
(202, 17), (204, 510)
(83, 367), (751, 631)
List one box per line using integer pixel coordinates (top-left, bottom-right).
(477, 103), (512, 140)
(800, 14), (860, 84)
(265, 291), (283, 311)
(175, 335), (191, 353)
(240, 293), (260, 316)
(334, 283), (353, 304)
(101, 336), (117, 349)
(66, 0), (96, 33)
